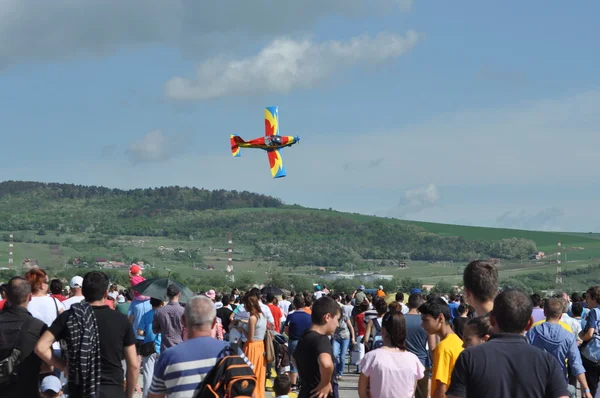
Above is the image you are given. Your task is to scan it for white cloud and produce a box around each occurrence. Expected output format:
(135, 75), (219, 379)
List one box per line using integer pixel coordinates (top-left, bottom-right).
(0, 0), (413, 67)
(164, 31), (420, 100)
(496, 207), (565, 231)
(125, 130), (191, 164)
(392, 184), (440, 216)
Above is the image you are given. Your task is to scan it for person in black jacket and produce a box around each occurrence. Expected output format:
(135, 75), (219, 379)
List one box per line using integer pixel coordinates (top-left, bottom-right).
(0, 276), (47, 398)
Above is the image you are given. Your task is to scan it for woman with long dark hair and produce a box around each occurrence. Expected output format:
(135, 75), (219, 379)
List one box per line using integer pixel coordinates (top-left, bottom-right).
(358, 312), (424, 398)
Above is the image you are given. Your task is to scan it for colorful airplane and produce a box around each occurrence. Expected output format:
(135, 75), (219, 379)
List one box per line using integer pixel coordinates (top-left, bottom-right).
(230, 106), (300, 178)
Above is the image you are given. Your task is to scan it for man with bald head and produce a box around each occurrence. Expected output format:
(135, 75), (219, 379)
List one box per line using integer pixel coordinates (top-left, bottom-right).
(148, 295), (231, 398)
(0, 276), (47, 397)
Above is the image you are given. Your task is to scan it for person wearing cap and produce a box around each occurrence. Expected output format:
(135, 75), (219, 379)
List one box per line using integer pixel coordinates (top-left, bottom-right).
(376, 285), (386, 298)
(63, 276), (85, 310)
(352, 285), (368, 318)
(153, 284), (185, 353)
(40, 375), (64, 398)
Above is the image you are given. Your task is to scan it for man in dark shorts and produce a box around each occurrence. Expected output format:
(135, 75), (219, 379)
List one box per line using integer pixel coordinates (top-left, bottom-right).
(294, 296), (341, 398)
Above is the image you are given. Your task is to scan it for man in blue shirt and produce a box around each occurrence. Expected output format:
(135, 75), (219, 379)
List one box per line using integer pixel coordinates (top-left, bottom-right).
(528, 297), (592, 398)
(284, 294), (312, 391)
(138, 298), (163, 398)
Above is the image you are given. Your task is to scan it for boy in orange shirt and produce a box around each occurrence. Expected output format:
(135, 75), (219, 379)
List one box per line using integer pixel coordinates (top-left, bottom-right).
(420, 297), (464, 398)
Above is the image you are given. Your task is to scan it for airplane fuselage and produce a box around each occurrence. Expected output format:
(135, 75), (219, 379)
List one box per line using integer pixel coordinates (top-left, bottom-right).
(238, 135), (299, 150)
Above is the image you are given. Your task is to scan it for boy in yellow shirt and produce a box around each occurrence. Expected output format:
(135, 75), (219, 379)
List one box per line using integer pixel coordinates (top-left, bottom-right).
(420, 297), (464, 398)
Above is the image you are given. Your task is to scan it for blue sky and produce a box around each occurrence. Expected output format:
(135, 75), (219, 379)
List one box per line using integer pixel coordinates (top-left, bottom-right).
(1, 1), (599, 232)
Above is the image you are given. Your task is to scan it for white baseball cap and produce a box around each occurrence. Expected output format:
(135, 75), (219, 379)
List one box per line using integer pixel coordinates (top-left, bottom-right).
(41, 375), (62, 393)
(70, 276), (83, 289)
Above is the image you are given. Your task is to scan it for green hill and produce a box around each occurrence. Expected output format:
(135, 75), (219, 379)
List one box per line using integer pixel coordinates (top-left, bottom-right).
(1, 181), (599, 293)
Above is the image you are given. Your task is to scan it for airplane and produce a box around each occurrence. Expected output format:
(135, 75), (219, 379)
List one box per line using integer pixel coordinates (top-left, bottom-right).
(230, 106), (300, 178)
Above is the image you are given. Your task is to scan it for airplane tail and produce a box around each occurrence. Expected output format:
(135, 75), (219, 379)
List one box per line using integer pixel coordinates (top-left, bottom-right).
(230, 135), (244, 157)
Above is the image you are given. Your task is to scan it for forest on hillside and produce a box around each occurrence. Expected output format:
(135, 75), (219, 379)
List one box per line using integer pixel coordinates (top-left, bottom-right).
(0, 181), (538, 265)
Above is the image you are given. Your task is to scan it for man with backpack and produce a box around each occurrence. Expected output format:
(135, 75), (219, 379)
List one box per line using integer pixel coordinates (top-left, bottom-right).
(0, 276), (47, 398)
(149, 295), (255, 398)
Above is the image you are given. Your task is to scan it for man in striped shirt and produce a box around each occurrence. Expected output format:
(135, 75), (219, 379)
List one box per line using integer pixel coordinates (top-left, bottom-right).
(148, 295), (229, 398)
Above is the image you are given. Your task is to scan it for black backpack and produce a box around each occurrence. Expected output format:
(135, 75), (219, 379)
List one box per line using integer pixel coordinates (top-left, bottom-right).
(370, 318), (384, 350)
(193, 347), (257, 398)
(0, 317), (30, 386)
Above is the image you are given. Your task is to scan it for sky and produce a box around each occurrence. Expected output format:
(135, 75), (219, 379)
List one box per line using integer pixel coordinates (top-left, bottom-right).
(1, 1), (599, 232)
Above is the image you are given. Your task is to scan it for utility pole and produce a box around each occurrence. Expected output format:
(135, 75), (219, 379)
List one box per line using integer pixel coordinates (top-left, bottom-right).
(556, 241), (562, 285)
(8, 233), (14, 267)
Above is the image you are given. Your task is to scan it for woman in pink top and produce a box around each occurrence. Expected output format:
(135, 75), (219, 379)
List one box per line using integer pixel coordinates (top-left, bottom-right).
(358, 312), (425, 398)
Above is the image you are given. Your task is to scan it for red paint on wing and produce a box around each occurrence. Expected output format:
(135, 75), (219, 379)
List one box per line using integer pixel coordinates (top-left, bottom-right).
(267, 150), (277, 168)
(265, 120), (275, 136)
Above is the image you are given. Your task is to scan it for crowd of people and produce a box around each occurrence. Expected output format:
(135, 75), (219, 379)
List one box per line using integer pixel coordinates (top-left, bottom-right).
(1, 260), (600, 398)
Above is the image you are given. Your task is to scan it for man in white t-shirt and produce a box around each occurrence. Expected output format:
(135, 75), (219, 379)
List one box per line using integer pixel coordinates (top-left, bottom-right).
(279, 293), (291, 316)
(62, 276), (85, 310)
(313, 285), (325, 300)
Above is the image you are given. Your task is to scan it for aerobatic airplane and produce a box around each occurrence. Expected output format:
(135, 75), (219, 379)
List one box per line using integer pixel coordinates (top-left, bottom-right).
(230, 106), (300, 178)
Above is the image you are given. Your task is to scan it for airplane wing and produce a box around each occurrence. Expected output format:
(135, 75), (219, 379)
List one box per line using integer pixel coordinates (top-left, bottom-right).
(264, 106), (279, 136)
(267, 148), (286, 178)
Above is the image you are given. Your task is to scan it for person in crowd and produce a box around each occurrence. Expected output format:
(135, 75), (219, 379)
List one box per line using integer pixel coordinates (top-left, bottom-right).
(419, 297), (463, 398)
(314, 285), (325, 300)
(364, 299), (389, 350)
(129, 265), (150, 302)
(352, 285), (367, 318)
(395, 292), (410, 314)
(332, 302), (355, 381)
(556, 296), (582, 342)
(274, 373), (292, 398)
(528, 297), (592, 398)
(279, 293), (292, 320)
(303, 295), (313, 315)
(62, 276), (85, 310)
(531, 293), (546, 323)
(117, 289), (133, 315)
(25, 268), (65, 374)
(447, 293), (460, 323)
(342, 295), (354, 319)
(238, 294), (266, 398)
(352, 300), (370, 374)
(25, 268), (65, 327)
(0, 282), (8, 310)
(447, 290), (570, 398)
(579, 286), (600, 395)
(359, 311), (425, 398)
(569, 292), (589, 320)
(267, 293), (283, 334)
(376, 285), (386, 298)
(452, 304), (469, 340)
(216, 294), (234, 337)
(462, 260), (498, 316)
(571, 301), (585, 330)
(36, 271), (139, 398)
(153, 284), (185, 353)
(461, 315), (492, 349)
(40, 375), (65, 398)
(405, 293), (436, 398)
(214, 293), (224, 310)
(49, 279), (67, 302)
(147, 296), (231, 398)
(294, 296), (341, 398)
(138, 297), (163, 398)
(128, 283), (152, 362)
(0, 276), (47, 398)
